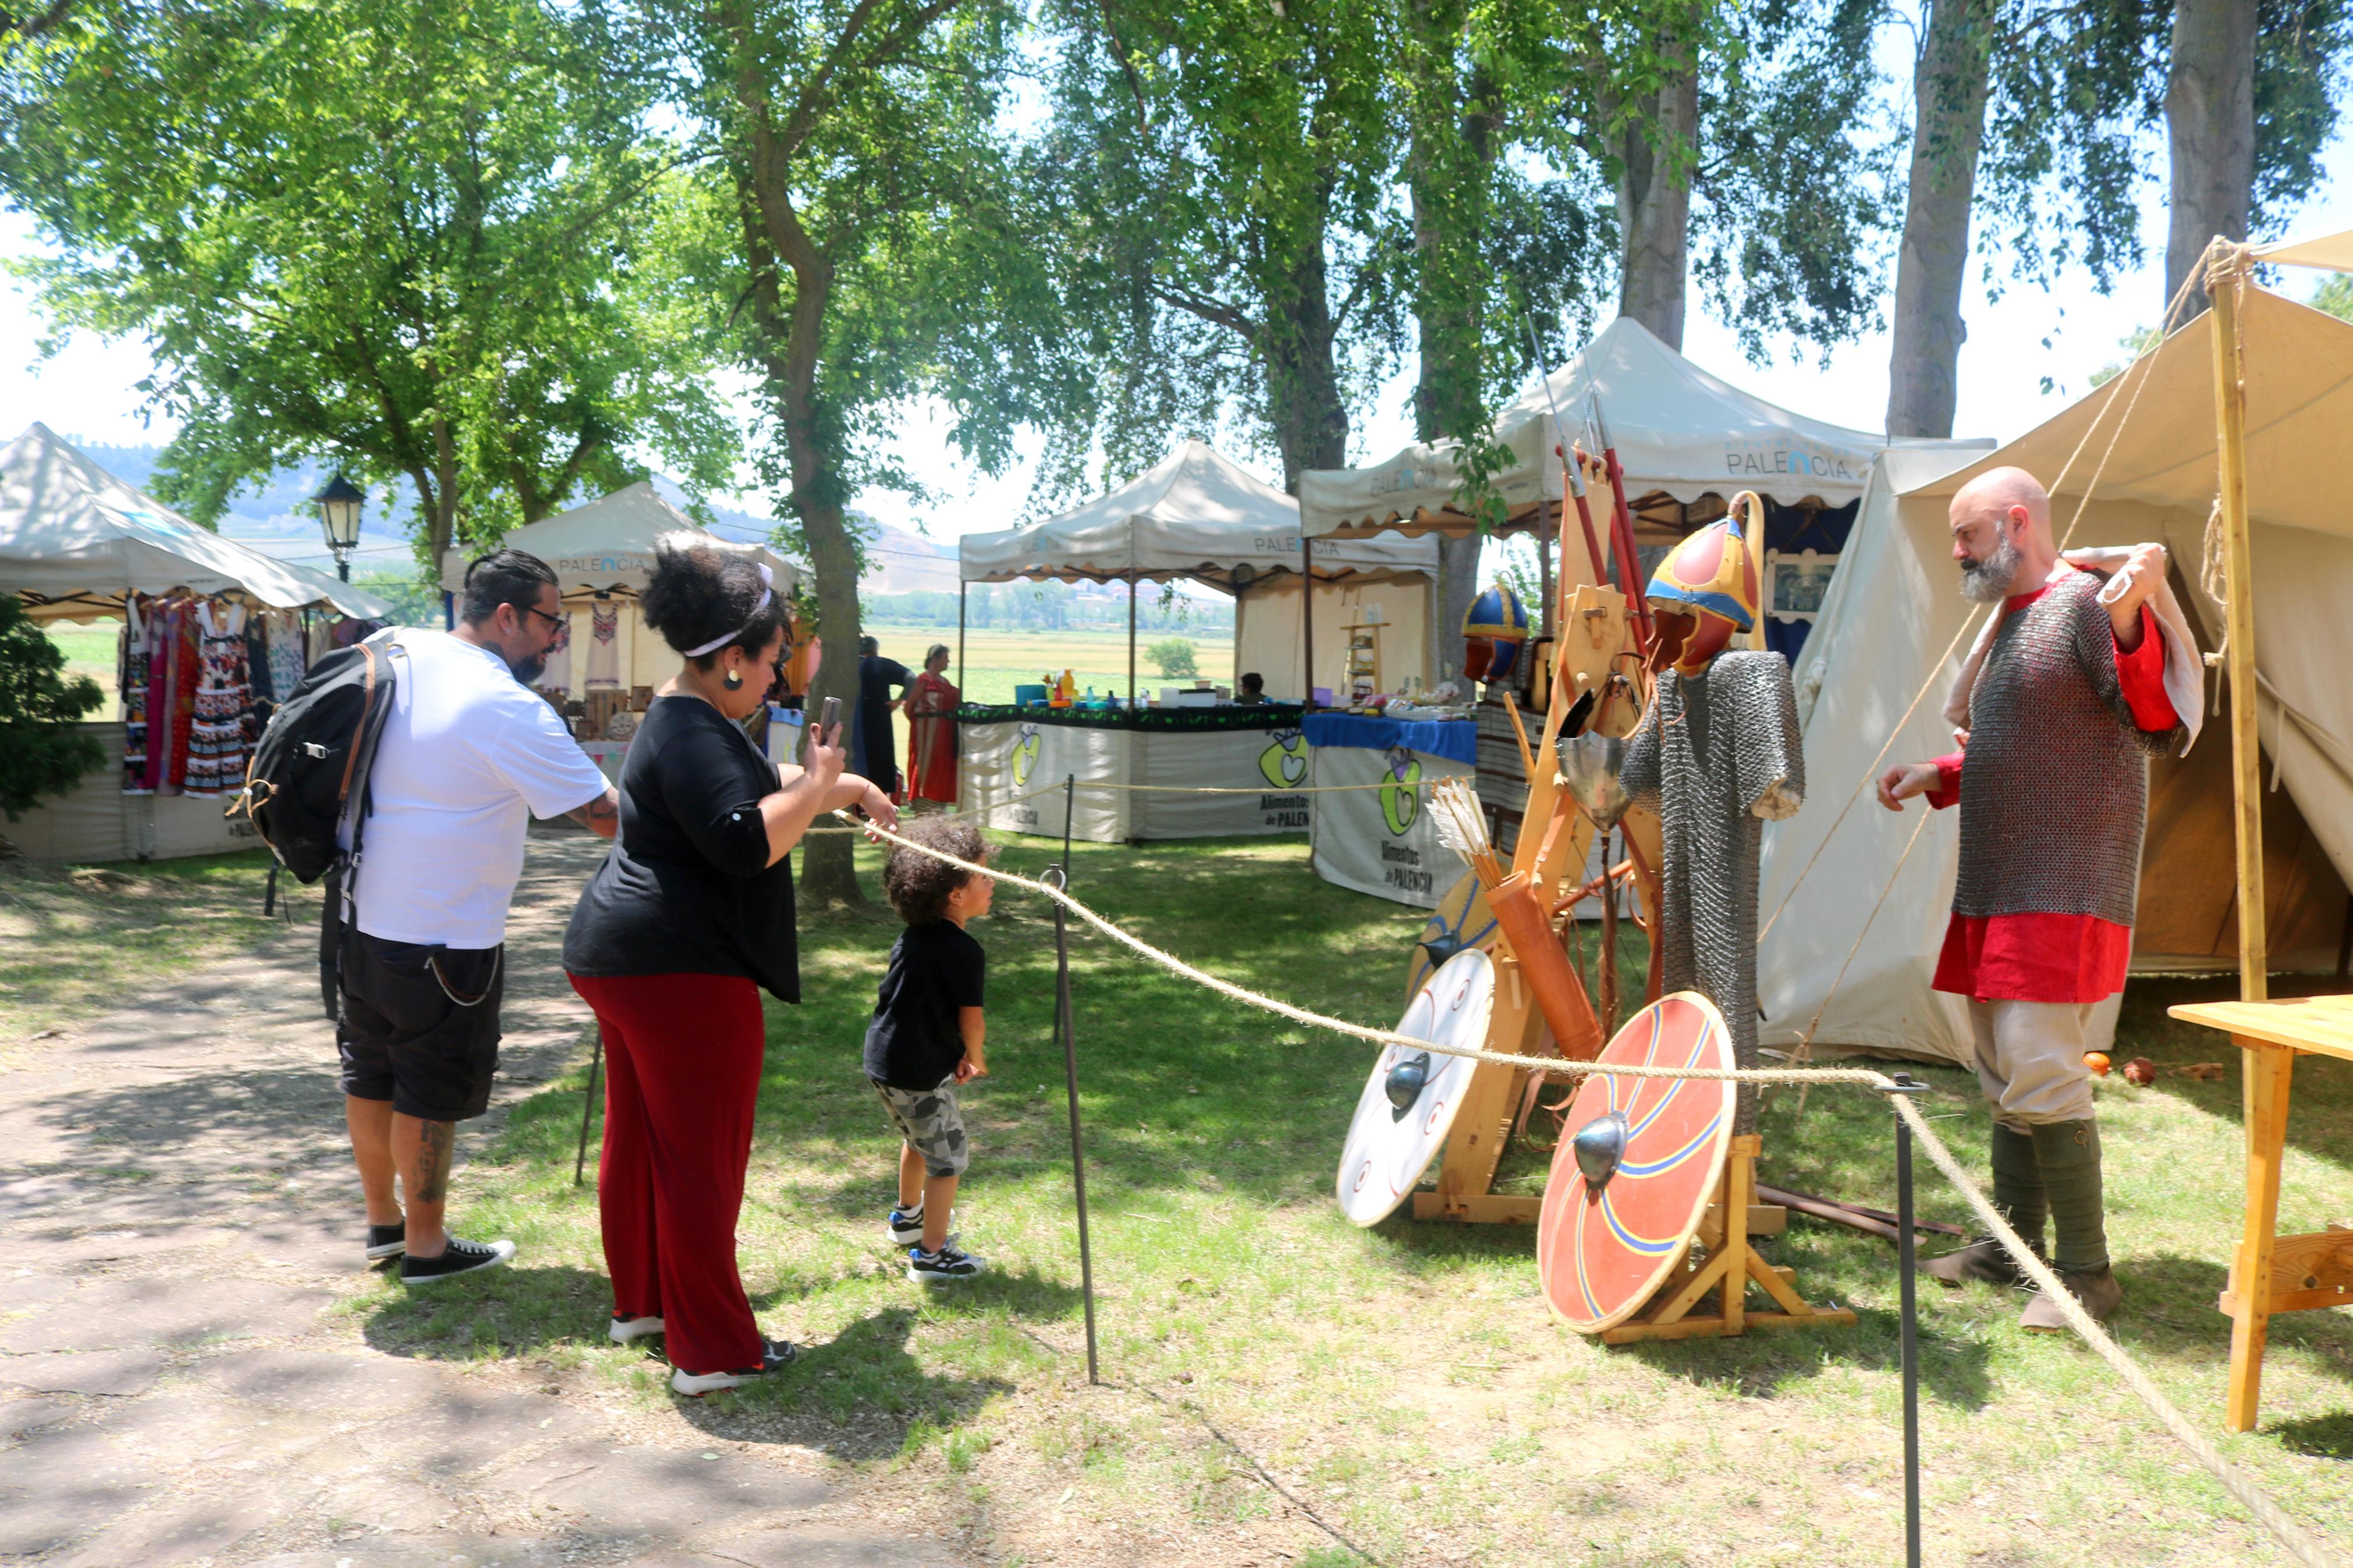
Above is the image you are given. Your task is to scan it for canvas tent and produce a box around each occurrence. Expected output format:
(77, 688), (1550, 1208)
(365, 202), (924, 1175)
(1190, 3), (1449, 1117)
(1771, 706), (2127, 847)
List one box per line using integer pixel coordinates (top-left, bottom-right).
(1298, 317), (1978, 540)
(1755, 285), (2353, 1066)
(2, 422), (391, 622)
(959, 441), (1440, 699)
(438, 481), (799, 694)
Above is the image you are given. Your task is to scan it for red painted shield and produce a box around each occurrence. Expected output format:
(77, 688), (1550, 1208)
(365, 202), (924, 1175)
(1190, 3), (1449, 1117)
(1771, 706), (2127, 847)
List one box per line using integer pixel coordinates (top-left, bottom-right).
(1536, 992), (1736, 1334)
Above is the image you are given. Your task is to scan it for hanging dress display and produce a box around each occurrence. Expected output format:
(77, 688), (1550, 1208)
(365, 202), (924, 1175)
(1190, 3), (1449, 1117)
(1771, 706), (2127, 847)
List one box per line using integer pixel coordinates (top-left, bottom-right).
(145, 597), (200, 795)
(244, 607), (276, 708)
(120, 598), (155, 794)
(267, 609), (307, 699)
(183, 599), (252, 798)
(534, 606), (573, 698)
(585, 598), (621, 689)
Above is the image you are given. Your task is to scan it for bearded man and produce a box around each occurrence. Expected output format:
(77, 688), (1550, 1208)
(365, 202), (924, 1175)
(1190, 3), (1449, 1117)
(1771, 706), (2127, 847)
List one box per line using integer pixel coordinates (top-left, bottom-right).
(1877, 467), (2189, 1329)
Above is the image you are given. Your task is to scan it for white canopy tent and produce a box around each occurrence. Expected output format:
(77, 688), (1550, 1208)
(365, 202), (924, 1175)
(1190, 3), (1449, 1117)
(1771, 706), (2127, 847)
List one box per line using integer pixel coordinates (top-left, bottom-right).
(2, 423), (391, 622)
(438, 481), (800, 695)
(1756, 283), (2353, 1065)
(959, 441), (1439, 701)
(1298, 318), (1978, 541)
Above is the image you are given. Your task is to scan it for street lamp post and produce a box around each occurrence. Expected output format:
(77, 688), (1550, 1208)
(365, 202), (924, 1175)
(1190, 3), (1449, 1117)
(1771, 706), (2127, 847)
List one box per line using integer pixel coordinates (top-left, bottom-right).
(312, 473), (365, 582)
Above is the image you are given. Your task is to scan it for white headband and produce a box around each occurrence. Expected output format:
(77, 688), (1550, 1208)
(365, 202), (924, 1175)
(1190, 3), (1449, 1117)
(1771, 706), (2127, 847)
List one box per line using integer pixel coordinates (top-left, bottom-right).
(683, 563), (776, 658)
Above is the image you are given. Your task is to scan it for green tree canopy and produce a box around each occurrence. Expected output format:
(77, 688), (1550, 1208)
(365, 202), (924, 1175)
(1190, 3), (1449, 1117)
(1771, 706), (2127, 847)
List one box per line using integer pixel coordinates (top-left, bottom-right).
(0, 599), (104, 822)
(1, 0), (739, 565)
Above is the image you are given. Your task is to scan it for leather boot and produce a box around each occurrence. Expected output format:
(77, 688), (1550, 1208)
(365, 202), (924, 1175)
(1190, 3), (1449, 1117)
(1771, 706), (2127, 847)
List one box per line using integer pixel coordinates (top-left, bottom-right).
(2019, 1119), (2118, 1332)
(1925, 1122), (2045, 1288)
(2020, 1264), (2123, 1331)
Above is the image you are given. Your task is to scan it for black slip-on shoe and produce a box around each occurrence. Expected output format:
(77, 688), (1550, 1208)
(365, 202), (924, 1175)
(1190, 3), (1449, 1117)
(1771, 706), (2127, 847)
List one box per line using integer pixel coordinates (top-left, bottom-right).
(365, 1222), (407, 1263)
(399, 1236), (516, 1287)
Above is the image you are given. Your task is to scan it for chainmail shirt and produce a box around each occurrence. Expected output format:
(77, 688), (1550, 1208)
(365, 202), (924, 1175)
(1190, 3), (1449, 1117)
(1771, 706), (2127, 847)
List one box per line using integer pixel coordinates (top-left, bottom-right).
(1620, 650), (1804, 1133)
(1955, 572), (2183, 925)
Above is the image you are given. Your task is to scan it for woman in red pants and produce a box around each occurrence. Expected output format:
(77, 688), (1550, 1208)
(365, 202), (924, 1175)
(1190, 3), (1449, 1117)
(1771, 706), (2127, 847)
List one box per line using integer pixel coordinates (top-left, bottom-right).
(564, 541), (895, 1396)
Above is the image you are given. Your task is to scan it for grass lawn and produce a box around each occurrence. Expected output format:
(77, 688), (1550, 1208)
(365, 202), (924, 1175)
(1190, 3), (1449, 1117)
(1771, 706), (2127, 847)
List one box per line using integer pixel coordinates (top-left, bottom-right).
(41, 624), (121, 713)
(0, 847), (286, 1047)
(345, 834), (2353, 1567)
(864, 623), (1237, 709)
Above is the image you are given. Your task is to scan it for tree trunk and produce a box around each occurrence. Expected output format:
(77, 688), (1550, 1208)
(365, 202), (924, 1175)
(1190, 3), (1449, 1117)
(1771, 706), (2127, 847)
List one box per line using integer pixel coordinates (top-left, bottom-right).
(1610, 61), (1698, 349)
(2164, 0), (2256, 319)
(1884, 0), (1994, 439)
(1260, 198), (1350, 492)
(733, 102), (868, 908)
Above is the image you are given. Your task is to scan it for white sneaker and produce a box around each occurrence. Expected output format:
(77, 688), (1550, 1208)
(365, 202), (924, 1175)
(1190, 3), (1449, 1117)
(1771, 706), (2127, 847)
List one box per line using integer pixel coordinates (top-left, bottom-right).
(670, 1337), (798, 1397)
(609, 1314), (665, 1344)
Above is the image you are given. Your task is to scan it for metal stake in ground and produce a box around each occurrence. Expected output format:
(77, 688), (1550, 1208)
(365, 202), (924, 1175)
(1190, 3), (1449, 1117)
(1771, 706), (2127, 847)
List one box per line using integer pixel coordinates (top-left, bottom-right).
(1883, 1071), (1930, 1568)
(574, 1024), (605, 1186)
(1062, 773), (1076, 871)
(1043, 864), (1101, 1384)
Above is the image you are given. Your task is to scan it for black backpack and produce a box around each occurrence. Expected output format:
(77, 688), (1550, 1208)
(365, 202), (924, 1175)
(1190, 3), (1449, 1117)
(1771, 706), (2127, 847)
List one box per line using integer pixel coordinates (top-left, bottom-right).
(235, 633), (399, 885)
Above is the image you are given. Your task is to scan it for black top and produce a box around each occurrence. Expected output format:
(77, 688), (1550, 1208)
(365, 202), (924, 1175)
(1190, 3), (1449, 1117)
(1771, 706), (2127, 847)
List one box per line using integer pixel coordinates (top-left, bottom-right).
(563, 696), (798, 1001)
(857, 655), (911, 780)
(862, 921), (985, 1090)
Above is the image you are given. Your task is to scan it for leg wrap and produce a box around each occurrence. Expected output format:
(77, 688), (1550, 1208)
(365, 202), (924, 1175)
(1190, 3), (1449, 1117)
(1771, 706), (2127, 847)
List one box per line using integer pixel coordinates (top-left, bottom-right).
(2031, 1119), (2107, 1272)
(1989, 1122), (2048, 1254)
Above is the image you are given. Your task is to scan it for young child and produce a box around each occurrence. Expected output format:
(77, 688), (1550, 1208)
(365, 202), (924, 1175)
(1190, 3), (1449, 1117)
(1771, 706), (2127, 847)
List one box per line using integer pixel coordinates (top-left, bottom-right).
(866, 816), (993, 1283)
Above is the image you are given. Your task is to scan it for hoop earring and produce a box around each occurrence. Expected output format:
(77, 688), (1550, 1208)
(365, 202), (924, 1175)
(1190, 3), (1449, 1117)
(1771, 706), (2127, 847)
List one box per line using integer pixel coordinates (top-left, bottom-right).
(723, 669), (744, 690)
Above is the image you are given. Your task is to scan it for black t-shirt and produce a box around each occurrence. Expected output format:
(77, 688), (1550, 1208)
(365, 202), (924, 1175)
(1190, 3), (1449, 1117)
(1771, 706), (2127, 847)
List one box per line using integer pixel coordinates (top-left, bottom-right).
(863, 920), (985, 1089)
(563, 696), (799, 1001)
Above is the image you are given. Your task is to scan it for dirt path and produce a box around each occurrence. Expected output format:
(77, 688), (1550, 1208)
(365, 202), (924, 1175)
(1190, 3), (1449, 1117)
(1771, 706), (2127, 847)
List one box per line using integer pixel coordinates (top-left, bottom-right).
(0, 827), (969, 1568)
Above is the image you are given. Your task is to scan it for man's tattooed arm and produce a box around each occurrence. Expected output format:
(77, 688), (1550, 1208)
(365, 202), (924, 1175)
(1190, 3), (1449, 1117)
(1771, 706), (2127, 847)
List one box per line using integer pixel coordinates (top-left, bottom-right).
(566, 787), (621, 840)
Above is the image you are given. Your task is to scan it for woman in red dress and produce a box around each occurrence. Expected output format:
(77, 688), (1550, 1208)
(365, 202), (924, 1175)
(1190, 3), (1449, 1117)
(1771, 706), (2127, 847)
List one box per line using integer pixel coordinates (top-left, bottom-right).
(903, 643), (960, 809)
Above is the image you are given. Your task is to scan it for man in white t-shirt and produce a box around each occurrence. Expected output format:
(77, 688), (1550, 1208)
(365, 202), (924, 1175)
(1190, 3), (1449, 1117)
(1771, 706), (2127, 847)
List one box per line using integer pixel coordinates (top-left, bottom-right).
(339, 549), (618, 1287)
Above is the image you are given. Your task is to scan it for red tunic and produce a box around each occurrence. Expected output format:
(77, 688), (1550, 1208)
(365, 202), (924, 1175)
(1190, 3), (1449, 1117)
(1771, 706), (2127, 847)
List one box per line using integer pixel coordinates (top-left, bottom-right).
(1927, 591), (2175, 1004)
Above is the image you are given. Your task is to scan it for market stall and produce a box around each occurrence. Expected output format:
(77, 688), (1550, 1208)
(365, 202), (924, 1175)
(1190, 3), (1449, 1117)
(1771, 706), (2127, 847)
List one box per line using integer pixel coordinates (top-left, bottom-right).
(1, 422), (393, 861)
(956, 442), (1433, 841)
(438, 481), (804, 759)
(1298, 318), (1987, 666)
(1301, 711), (1475, 910)
(957, 703), (1311, 842)
(959, 441), (1438, 703)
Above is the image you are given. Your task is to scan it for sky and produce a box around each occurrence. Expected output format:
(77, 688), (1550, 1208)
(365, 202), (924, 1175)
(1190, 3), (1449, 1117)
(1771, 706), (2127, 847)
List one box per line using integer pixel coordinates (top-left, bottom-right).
(7, 67), (2352, 549)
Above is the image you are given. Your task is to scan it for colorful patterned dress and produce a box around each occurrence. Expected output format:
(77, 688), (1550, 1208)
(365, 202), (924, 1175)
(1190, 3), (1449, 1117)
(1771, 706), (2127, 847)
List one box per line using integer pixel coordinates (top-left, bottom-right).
(183, 600), (253, 798)
(120, 598), (155, 794)
(144, 598), (200, 795)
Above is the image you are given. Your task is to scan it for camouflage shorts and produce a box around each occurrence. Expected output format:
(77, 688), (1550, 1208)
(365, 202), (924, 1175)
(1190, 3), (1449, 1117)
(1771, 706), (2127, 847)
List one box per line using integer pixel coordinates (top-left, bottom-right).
(870, 1076), (969, 1178)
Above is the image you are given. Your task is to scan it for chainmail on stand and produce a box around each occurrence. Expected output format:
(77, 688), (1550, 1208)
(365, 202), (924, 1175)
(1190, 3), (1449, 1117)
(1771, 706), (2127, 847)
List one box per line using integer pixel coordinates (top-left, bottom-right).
(1955, 571), (2184, 925)
(1620, 650), (1805, 1134)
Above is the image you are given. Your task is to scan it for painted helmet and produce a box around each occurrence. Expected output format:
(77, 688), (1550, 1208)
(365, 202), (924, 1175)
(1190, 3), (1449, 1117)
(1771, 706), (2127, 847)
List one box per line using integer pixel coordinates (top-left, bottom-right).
(1645, 513), (1759, 675)
(1461, 581), (1530, 685)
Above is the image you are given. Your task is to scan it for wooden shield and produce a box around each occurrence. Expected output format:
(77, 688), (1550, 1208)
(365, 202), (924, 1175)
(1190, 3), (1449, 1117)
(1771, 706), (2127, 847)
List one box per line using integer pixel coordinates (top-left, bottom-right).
(1404, 870), (1498, 1008)
(1535, 992), (1736, 1333)
(1338, 949), (1496, 1227)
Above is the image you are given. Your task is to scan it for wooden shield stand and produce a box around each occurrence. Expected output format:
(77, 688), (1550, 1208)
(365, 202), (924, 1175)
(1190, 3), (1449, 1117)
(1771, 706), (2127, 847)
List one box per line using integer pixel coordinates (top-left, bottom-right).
(1598, 1135), (1853, 1343)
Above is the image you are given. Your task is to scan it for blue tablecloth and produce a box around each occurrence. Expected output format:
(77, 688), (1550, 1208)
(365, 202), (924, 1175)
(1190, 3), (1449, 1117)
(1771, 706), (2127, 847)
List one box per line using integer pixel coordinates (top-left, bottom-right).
(1301, 712), (1478, 767)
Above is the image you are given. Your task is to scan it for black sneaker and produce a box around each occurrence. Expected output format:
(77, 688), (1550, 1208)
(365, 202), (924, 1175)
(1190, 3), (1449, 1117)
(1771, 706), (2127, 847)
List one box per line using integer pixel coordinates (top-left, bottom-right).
(670, 1336), (798, 1396)
(399, 1236), (516, 1287)
(365, 1221), (407, 1263)
(907, 1243), (986, 1283)
(886, 1205), (926, 1246)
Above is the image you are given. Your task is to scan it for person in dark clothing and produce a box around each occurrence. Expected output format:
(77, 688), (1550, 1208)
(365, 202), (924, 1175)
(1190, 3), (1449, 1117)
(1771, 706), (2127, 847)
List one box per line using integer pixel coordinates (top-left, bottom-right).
(855, 635), (913, 800)
(865, 816), (992, 1283)
(1236, 671), (1267, 705)
(565, 540), (895, 1396)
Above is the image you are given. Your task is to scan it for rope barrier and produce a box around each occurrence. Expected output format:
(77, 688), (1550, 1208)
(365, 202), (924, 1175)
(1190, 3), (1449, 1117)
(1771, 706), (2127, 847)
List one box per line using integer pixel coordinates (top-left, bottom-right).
(840, 808), (2348, 1568)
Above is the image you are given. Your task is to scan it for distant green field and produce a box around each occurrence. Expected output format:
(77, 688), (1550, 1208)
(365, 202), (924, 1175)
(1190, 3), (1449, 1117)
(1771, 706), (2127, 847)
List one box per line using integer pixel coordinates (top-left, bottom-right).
(41, 626), (120, 714)
(863, 623), (1235, 707)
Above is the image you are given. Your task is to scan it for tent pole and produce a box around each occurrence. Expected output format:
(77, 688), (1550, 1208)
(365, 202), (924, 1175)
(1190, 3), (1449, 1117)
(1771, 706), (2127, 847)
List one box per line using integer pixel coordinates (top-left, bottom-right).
(1301, 535), (1314, 707)
(957, 582), (967, 695)
(1537, 511), (1553, 642)
(1127, 578), (1137, 702)
(2208, 241), (2267, 1003)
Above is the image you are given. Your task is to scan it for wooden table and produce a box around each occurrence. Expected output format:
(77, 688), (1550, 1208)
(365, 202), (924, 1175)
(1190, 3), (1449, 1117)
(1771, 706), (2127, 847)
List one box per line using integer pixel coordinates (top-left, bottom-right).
(2166, 994), (2353, 1431)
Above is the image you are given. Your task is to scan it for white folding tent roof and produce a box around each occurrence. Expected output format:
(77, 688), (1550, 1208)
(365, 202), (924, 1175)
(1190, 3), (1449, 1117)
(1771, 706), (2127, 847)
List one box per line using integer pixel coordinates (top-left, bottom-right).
(962, 441), (1438, 585)
(437, 481), (800, 597)
(1755, 284), (2353, 1065)
(1299, 317), (1983, 537)
(1, 424), (391, 621)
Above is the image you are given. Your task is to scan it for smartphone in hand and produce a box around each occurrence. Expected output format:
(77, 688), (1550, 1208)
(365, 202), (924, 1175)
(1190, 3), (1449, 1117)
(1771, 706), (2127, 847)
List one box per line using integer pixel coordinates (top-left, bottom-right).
(818, 695), (841, 745)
